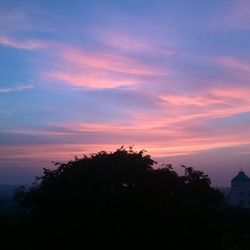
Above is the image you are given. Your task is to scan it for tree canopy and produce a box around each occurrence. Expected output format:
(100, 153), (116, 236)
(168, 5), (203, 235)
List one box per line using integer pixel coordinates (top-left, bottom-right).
(15, 146), (225, 249)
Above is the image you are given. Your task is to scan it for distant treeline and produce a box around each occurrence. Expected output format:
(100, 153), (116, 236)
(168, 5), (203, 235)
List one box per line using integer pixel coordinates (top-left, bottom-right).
(1, 147), (250, 250)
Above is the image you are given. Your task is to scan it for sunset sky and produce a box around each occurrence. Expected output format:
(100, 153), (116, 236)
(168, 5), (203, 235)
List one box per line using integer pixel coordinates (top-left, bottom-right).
(0, 0), (250, 186)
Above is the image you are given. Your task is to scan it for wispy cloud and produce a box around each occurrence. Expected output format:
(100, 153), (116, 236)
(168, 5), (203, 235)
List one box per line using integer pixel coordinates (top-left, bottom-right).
(1, 0), (250, 187)
(216, 57), (250, 73)
(61, 48), (167, 76)
(2, 116), (250, 159)
(0, 88), (11, 93)
(0, 36), (49, 50)
(44, 47), (169, 89)
(46, 70), (138, 89)
(0, 84), (34, 93)
(97, 30), (178, 56)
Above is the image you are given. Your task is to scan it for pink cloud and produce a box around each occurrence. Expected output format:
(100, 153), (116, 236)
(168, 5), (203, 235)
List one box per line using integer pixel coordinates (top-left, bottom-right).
(62, 48), (167, 76)
(44, 47), (169, 89)
(5, 94), (250, 158)
(46, 71), (137, 89)
(2, 83), (250, 162)
(160, 86), (250, 118)
(0, 143), (130, 162)
(217, 57), (250, 73)
(2, 120), (249, 161)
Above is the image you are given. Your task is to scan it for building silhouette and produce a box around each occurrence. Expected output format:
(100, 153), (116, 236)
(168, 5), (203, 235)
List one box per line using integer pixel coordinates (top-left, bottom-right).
(228, 170), (250, 208)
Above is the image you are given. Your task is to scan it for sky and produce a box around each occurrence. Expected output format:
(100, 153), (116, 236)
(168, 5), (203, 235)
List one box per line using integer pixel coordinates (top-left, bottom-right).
(0, 0), (250, 186)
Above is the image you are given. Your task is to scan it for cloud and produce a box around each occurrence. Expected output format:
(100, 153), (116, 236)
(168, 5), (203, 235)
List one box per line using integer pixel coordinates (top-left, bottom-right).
(0, 143), (123, 162)
(0, 88), (11, 93)
(62, 48), (167, 76)
(44, 47), (169, 89)
(0, 36), (49, 50)
(46, 71), (137, 89)
(3, 93), (250, 158)
(159, 85), (250, 121)
(216, 57), (250, 73)
(1, 1), (250, 187)
(96, 30), (178, 56)
(0, 84), (34, 93)
(2, 75), (248, 159)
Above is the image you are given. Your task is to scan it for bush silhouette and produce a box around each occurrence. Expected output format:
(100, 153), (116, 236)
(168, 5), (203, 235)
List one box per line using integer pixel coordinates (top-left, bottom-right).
(14, 146), (226, 249)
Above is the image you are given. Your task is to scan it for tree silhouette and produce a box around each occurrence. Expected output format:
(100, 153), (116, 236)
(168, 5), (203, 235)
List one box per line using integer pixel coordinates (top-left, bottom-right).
(15, 146), (224, 249)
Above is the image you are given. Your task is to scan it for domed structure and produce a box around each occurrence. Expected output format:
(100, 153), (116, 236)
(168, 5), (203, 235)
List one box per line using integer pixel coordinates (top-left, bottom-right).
(231, 170), (250, 183)
(228, 170), (250, 208)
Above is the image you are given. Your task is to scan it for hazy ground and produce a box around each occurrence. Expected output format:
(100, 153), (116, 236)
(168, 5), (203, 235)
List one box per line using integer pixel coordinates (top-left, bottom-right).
(0, 185), (20, 214)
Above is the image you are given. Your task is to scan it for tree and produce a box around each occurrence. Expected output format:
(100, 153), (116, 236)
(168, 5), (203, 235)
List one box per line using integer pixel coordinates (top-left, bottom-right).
(16, 146), (224, 249)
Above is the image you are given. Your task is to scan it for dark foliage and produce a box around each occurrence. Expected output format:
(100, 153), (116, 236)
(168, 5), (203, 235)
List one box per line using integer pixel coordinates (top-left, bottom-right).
(1, 147), (250, 249)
